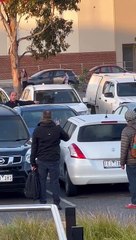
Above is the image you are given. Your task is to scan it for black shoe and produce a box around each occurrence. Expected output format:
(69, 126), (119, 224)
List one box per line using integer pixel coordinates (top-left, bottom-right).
(56, 204), (62, 210)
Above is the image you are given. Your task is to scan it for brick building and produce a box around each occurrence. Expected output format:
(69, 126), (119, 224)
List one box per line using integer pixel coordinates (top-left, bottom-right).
(0, 0), (136, 79)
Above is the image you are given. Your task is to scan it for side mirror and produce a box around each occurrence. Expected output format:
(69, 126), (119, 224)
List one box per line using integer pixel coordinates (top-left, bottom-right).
(104, 92), (114, 98)
(82, 97), (88, 103)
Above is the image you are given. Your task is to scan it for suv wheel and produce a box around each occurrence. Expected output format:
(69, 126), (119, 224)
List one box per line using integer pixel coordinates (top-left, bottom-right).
(65, 169), (77, 196)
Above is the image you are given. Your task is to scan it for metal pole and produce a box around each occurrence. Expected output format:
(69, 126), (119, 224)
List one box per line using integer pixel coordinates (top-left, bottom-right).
(65, 207), (76, 240)
(0, 204), (67, 240)
(71, 226), (84, 240)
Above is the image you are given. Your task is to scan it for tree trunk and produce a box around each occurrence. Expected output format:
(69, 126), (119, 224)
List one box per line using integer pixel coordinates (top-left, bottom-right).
(9, 17), (21, 98)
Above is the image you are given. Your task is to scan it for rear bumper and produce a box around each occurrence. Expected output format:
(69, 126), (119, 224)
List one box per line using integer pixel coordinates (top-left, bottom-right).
(0, 170), (28, 192)
(66, 158), (128, 185)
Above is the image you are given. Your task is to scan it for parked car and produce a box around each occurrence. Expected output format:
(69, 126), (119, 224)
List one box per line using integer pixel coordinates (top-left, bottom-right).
(0, 88), (9, 103)
(27, 68), (79, 85)
(20, 84), (89, 115)
(14, 104), (78, 136)
(87, 64), (127, 79)
(0, 104), (31, 192)
(113, 102), (136, 115)
(59, 114), (127, 196)
(85, 73), (136, 114)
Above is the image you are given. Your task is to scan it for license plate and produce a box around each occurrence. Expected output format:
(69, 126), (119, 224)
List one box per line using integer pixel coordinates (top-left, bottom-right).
(103, 160), (121, 168)
(0, 175), (13, 182)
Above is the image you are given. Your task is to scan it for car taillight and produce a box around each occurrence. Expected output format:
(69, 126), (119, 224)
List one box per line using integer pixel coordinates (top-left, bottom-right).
(69, 143), (86, 159)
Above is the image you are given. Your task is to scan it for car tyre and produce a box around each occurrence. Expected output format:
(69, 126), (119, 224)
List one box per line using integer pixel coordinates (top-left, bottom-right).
(65, 169), (78, 197)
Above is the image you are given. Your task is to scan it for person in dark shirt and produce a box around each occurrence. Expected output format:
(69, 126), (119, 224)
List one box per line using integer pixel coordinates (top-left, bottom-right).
(5, 91), (37, 108)
(30, 110), (69, 210)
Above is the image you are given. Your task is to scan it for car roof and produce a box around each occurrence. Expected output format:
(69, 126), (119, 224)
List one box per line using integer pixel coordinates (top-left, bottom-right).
(0, 104), (20, 116)
(110, 75), (136, 83)
(31, 69), (73, 75)
(89, 65), (125, 71)
(14, 104), (76, 112)
(67, 114), (126, 126)
(25, 84), (74, 90)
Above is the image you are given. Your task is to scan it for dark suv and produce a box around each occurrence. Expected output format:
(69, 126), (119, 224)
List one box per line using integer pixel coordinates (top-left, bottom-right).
(0, 105), (31, 192)
(28, 68), (79, 85)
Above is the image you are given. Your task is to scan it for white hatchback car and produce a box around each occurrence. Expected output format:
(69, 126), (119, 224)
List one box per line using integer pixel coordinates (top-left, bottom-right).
(60, 114), (128, 196)
(20, 84), (89, 115)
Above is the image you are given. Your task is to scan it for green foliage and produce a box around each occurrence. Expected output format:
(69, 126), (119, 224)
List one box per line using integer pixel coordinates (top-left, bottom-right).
(1, 0), (81, 58)
(79, 68), (89, 83)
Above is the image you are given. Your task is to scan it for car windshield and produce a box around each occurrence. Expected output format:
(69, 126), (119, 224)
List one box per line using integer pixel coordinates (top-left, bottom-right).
(78, 124), (126, 142)
(22, 108), (76, 128)
(34, 89), (80, 104)
(0, 116), (28, 141)
(117, 82), (136, 96)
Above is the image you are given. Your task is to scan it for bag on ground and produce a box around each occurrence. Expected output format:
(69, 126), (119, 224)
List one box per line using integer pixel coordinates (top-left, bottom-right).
(24, 170), (40, 200)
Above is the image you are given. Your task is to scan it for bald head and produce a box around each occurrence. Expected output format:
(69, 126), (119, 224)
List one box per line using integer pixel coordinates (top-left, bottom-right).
(42, 110), (52, 121)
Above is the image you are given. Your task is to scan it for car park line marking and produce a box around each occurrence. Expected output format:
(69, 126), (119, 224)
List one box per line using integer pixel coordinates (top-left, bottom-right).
(47, 190), (76, 207)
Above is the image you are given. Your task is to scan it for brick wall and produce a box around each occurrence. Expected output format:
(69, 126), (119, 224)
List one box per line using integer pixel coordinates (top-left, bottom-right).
(0, 51), (116, 80)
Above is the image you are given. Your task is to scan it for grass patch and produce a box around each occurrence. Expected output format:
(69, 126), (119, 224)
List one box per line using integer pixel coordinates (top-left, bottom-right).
(0, 218), (59, 240)
(0, 214), (136, 240)
(77, 214), (136, 240)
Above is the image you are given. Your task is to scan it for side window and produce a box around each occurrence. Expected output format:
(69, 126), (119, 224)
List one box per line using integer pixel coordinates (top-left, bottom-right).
(63, 121), (76, 138)
(54, 70), (64, 77)
(120, 106), (128, 115)
(63, 121), (71, 134)
(102, 81), (110, 94)
(101, 66), (110, 73)
(22, 89), (30, 100)
(108, 82), (115, 96)
(114, 107), (122, 114)
(0, 91), (3, 102)
(1, 91), (8, 103)
(67, 123), (76, 138)
(41, 71), (51, 78)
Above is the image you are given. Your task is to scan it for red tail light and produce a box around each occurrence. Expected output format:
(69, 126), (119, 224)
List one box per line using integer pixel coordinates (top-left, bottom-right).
(69, 144), (86, 159)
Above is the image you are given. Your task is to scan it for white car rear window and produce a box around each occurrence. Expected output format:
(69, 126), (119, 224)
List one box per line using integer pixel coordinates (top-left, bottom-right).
(78, 124), (126, 142)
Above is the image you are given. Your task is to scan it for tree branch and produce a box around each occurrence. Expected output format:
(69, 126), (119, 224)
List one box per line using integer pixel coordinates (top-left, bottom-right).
(0, 5), (12, 42)
(18, 22), (51, 43)
(19, 50), (32, 60)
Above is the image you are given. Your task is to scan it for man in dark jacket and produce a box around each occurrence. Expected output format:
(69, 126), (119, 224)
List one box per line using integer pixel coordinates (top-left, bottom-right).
(5, 91), (36, 108)
(121, 109), (136, 209)
(30, 110), (69, 210)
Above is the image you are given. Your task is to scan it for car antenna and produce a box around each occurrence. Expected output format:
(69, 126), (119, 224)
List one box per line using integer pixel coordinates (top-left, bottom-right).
(105, 111), (108, 118)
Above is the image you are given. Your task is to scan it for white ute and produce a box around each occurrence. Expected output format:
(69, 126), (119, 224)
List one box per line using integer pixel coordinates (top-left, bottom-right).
(85, 73), (136, 114)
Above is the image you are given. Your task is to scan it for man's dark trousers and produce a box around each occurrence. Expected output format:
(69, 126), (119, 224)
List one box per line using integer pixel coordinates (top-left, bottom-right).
(37, 160), (60, 204)
(126, 165), (136, 204)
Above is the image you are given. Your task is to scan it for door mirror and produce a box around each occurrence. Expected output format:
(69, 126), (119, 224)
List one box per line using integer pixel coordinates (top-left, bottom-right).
(82, 97), (88, 103)
(104, 92), (114, 98)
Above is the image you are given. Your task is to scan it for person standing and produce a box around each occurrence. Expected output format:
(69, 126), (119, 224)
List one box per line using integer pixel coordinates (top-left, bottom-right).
(5, 91), (37, 108)
(120, 109), (136, 209)
(20, 68), (28, 90)
(30, 110), (69, 210)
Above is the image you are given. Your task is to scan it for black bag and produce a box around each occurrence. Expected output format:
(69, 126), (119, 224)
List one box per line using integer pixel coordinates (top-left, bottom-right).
(24, 170), (40, 200)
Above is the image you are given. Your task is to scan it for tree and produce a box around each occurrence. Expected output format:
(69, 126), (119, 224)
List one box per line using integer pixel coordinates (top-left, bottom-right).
(0, 0), (80, 95)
